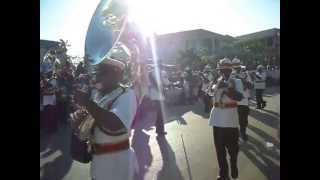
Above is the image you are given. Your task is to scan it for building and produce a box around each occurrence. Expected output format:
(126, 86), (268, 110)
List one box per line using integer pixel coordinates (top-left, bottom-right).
(155, 28), (280, 66)
(236, 28), (280, 43)
(235, 28), (280, 66)
(40, 39), (60, 62)
(155, 29), (235, 63)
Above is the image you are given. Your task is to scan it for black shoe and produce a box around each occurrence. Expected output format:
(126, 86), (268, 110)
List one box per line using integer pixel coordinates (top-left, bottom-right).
(231, 165), (238, 179)
(242, 134), (248, 142)
(256, 106), (262, 109)
(216, 176), (231, 180)
(262, 102), (266, 109)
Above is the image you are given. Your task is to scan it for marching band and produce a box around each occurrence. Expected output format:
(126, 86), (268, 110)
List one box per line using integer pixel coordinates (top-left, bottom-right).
(40, 1), (276, 180)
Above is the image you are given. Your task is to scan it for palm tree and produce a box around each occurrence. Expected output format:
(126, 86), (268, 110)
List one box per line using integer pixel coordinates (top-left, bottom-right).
(177, 48), (200, 69)
(56, 39), (71, 65)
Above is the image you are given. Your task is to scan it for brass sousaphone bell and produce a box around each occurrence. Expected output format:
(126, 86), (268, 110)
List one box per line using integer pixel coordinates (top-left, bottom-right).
(84, 0), (144, 78)
(71, 0), (146, 140)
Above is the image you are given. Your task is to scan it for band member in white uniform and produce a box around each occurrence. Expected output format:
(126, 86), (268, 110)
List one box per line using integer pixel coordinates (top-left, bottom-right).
(254, 65), (267, 109)
(232, 58), (253, 142)
(74, 58), (138, 180)
(201, 65), (214, 113)
(209, 58), (244, 180)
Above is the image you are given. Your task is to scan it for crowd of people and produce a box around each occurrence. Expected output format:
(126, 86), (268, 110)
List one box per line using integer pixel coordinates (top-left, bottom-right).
(40, 0), (281, 179)
(150, 60), (279, 111)
(40, 53), (278, 180)
(40, 60), (87, 135)
(149, 58), (279, 180)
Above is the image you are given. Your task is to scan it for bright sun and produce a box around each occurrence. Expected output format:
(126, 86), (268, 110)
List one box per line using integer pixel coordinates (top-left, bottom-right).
(127, 0), (158, 37)
(126, 0), (210, 37)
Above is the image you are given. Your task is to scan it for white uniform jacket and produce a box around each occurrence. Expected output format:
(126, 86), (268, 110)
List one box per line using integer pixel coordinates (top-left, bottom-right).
(209, 77), (244, 128)
(90, 87), (138, 180)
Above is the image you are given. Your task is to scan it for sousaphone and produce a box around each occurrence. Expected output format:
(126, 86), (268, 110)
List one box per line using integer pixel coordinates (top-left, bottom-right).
(71, 0), (148, 140)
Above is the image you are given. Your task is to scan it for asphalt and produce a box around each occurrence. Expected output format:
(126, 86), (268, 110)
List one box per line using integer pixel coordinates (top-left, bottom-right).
(40, 86), (280, 180)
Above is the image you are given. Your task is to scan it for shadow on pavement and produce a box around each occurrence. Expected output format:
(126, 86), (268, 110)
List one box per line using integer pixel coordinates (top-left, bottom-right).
(248, 124), (280, 149)
(263, 86), (280, 96)
(156, 136), (185, 180)
(132, 128), (153, 180)
(190, 99), (210, 118)
(132, 104), (154, 180)
(247, 130), (279, 160)
(248, 86), (279, 100)
(260, 109), (280, 117)
(163, 100), (209, 125)
(40, 125), (73, 180)
(135, 97), (187, 127)
(163, 104), (190, 125)
(175, 116), (188, 125)
(249, 108), (279, 129)
(241, 135), (280, 180)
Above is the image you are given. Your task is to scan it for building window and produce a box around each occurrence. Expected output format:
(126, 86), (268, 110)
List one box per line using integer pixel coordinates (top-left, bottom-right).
(214, 39), (220, 52)
(201, 38), (212, 55)
(186, 40), (190, 49)
(186, 40), (197, 49)
(190, 40), (196, 50)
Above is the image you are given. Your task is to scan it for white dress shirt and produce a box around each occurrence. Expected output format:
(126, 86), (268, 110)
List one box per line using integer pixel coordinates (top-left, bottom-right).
(233, 71), (252, 106)
(209, 77), (244, 128)
(91, 88), (138, 180)
(254, 71), (266, 89)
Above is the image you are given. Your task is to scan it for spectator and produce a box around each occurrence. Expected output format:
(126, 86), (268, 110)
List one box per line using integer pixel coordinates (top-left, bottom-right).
(75, 61), (86, 77)
(254, 65), (267, 109)
(42, 71), (59, 134)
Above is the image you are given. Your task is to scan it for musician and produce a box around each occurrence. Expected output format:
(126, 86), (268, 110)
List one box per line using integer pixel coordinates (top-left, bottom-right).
(254, 65), (267, 109)
(209, 58), (244, 180)
(201, 65), (214, 113)
(74, 58), (138, 180)
(182, 67), (192, 104)
(232, 58), (253, 142)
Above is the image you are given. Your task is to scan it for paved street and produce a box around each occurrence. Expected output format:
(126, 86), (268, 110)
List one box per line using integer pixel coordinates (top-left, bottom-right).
(40, 86), (280, 180)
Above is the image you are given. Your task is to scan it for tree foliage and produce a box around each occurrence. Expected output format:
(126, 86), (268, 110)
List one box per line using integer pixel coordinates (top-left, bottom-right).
(176, 37), (279, 71)
(214, 38), (278, 69)
(177, 48), (200, 69)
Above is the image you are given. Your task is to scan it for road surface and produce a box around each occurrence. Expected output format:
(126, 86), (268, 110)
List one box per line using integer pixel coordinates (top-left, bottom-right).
(40, 86), (280, 180)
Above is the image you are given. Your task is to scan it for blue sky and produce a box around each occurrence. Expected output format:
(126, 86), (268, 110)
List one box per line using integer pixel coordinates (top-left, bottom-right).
(41, 0), (280, 57)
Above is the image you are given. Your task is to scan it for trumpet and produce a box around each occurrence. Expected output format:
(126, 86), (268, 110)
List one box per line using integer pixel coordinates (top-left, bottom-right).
(69, 106), (95, 141)
(69, 78), (95, 141)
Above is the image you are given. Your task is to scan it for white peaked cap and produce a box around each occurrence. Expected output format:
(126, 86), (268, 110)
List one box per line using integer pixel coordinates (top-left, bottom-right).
(217, 58), (232, 69)
(232, 57), (241, 64)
